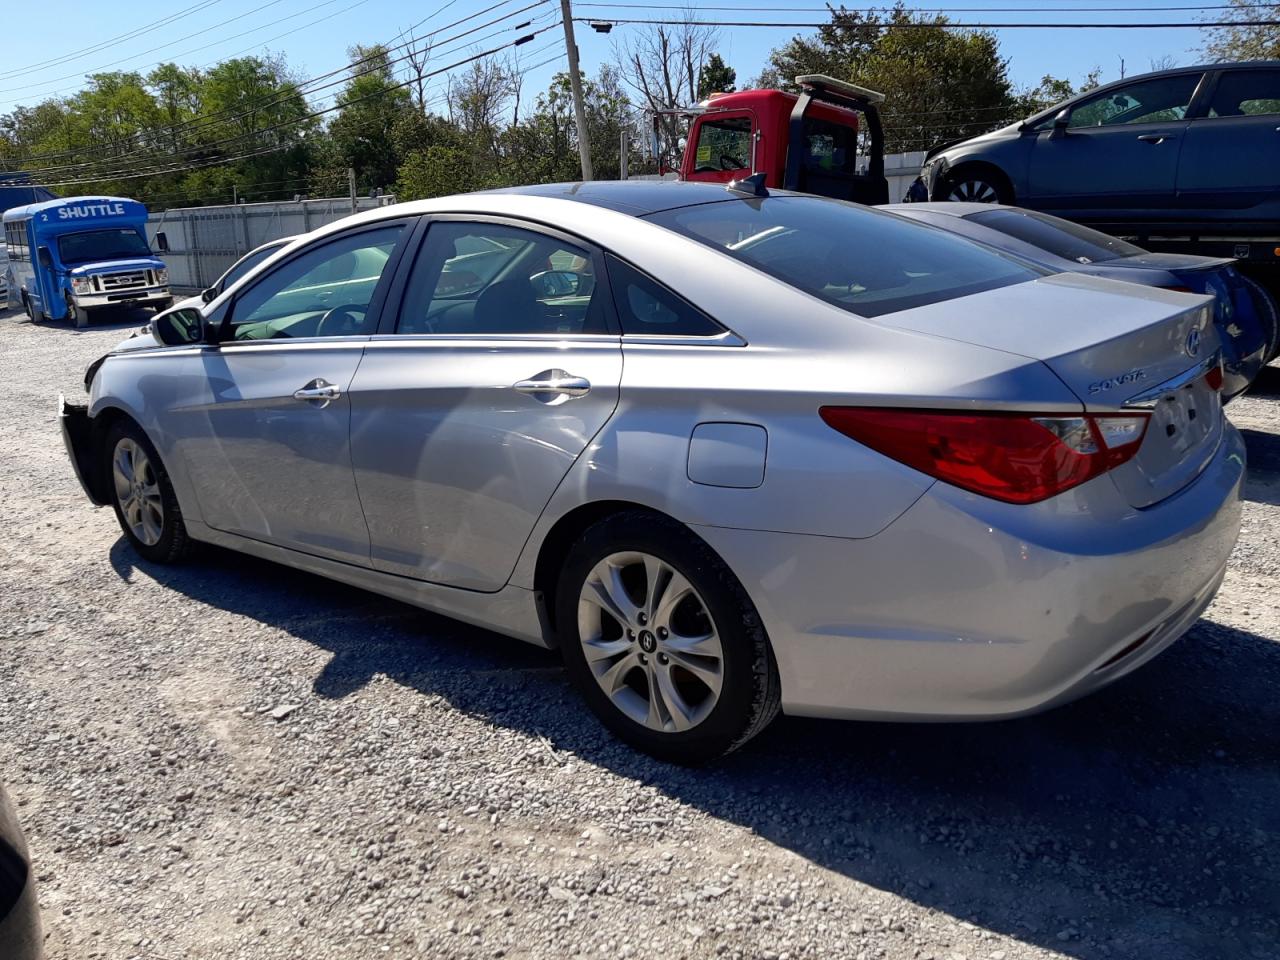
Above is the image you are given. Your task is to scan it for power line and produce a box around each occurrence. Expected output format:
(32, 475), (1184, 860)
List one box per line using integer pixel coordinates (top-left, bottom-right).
(0, 0), (301, 97)
(577, 16), (1280, 28)
(577, 2), (1267, 8)
(24, 28), (560, 188)
(0, 0), (225, 81)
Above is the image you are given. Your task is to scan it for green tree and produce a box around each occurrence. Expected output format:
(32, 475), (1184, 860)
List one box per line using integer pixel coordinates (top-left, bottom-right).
(756, 3), (1019, 153)
(1012, 69), (1102, 118)
(1202, 0), (1280, 61)
(697, 54), (737, 99)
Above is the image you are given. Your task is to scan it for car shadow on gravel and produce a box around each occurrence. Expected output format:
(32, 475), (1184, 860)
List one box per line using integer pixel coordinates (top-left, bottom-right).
(1241, 428), (1280, 506)
(110, 540), (1280, 960)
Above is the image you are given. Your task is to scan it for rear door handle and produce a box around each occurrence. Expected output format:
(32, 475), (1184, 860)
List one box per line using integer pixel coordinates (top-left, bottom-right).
(293, 378), (342, 407)
(514, 369), (591, 400)
(1137, 133), (1175, 144)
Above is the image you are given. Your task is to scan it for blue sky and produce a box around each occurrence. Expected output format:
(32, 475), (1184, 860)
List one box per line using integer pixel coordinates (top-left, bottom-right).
(0, 1), (1217, 116)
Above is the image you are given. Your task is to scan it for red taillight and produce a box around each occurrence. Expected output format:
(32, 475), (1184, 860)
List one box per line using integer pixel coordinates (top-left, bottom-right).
(819, 407), (1150, 504)
(1160, 285), (1195, 293)
(1205, 363), (1224, 392)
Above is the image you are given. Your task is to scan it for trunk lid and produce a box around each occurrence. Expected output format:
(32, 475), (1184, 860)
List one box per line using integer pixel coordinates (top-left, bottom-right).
(872, 273), (1223, 507)
(1108, 252), (1236, 273)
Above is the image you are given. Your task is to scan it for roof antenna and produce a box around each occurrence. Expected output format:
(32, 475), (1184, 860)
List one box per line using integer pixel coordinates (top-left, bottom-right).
(726, 172), (768, 198)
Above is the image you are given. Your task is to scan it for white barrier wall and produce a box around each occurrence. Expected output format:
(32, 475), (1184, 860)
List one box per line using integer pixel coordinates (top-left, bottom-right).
(146, 196), (394, 293)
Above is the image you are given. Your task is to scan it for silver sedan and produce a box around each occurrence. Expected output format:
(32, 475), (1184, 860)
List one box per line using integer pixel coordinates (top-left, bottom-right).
(60, 181), (1244, 763)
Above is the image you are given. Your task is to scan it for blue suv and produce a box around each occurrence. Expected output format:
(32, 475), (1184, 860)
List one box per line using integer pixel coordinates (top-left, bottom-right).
(922, 62), (1280, 236)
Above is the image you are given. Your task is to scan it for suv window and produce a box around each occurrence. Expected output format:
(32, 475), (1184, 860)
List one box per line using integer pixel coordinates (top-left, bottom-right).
(228, 225), (402, 340)
(1068, 73), (1201, 128)
(605, 255), (724, 337)
(397, 221), (609, 336)
(1208, 69), (1280, 117)
(967, 208), (1145, 264)
(647, 196), (1045, 319)
(692, 115), (752, 173)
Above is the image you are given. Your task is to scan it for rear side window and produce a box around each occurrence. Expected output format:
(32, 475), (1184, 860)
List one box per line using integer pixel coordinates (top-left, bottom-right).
(1207, 69), (1280, 117)
(646, 197), (1044, 318)
(605, 255), (723, 337)
(802, 115), (859, 176)
(967, 208), (1145, 264)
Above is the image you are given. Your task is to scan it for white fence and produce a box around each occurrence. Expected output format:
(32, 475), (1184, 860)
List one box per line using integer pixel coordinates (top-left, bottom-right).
(146, 196), (394, 293)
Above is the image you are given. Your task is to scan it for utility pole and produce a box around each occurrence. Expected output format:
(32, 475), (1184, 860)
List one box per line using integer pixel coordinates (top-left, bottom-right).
(347, 167), (357, 213)
(559, 0), (594, 181)
(232, 184), (238, 205)
(620, 128), (628, 180)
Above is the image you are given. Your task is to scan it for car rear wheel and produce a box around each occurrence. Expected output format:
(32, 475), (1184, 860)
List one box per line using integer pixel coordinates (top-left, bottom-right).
(106, 420), (193, 564)
(556, 512), (780, 764)
(944, 171), (1012, 204)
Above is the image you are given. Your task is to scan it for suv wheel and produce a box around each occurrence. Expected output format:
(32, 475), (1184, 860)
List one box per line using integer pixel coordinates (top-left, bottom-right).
(556, 512), (780, 764)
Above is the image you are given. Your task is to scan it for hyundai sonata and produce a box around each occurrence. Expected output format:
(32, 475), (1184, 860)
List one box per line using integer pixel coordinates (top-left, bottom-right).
(60, 181), (1243, 763)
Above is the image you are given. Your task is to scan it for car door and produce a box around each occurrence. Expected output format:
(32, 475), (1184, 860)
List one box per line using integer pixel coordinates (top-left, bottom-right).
(348, 217), (623, 591)
(1027, 72), (1204, 218)
(1178, 67), (1280, 214)
(175, 220), (412, 563)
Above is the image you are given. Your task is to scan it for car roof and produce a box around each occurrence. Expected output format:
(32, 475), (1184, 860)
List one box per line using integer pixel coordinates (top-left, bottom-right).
(883, 202), (1000, 219)
(478, 179), (748, 215)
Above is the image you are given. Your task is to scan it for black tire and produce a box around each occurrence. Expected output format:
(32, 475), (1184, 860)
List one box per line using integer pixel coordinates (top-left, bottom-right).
(555, 511), (781, 764)
(1238, 272), (1280, 365)
(104, 419), (194, 564)
(66, 294), (88, 330)
(940, 167), (1013, 205)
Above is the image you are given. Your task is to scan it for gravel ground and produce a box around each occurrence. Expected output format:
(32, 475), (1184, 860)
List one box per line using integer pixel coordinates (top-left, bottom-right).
(1, 307), (1278, 960)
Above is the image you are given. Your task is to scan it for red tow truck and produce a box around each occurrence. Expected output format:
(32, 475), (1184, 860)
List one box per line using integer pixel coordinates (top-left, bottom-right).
(661, 74), (889, 204)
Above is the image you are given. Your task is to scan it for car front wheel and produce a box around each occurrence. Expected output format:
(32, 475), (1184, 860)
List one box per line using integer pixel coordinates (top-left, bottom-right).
(556, 512), (780, 764)
(105, 420), (193, 564)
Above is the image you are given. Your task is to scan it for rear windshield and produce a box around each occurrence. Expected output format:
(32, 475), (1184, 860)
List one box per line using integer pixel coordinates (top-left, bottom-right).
(645, 196), (1044, 318)
(57, 228), (151, 265)
(966, 208), (1144, 264)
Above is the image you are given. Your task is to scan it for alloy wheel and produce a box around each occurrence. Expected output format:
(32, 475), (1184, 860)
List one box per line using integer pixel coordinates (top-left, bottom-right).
(112, 438), (164, 546)
(947, 179), (1001, 203)
(576, 551), (724, 733)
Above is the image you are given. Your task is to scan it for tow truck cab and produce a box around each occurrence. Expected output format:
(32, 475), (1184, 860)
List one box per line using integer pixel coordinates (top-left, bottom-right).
(679, 74), (889, 205)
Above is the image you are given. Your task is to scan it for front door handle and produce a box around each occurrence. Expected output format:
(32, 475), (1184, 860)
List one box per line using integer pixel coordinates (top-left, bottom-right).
(1137, 133), (1175, 144)
(514, 369), (591, 401)
(293, 378), (342, 407)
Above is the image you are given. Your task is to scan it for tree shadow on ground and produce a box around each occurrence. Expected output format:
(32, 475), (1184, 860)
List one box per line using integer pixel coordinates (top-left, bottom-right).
(109, 537), (1280, 960)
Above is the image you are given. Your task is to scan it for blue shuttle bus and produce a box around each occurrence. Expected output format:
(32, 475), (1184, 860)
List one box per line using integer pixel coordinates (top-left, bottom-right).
(2, 196), (171, 328)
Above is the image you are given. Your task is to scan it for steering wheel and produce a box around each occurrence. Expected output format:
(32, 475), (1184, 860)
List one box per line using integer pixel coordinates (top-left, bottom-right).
(315, 305), (366, 338)
(720, 154), (746, 171)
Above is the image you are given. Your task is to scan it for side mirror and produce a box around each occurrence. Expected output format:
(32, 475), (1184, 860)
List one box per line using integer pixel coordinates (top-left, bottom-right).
(152, 309), (204, 346)
(531, 270), (581, 298)
(154, 232), (169, 253)
(201, 287), (217, 304)
(37, 246), (53, 269)
(1050, 108), (1071, 139)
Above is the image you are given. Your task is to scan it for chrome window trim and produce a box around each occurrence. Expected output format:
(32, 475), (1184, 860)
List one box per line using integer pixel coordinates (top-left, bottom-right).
(621, 331), (747, 347)
(367, 333), (620, 347)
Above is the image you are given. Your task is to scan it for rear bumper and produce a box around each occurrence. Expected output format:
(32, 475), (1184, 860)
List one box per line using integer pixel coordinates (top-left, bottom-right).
(59, 395), (107, 506)
(695, 424), (1245, 721)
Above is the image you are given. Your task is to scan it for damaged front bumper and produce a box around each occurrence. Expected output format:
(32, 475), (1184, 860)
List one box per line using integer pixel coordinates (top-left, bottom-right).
(59, 394), (108, 506)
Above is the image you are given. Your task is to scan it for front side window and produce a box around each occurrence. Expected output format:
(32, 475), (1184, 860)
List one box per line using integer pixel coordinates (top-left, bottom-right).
(1067, 74), (1202, 128)
(691, 115), (753, 173)
(396, 221), (608, 336)
(56, 228), (150, 265)
(228, 225), (403, 340)
(647, 197), (1045, 318)
(967, 208), (1145, 264)
(1207, 69), (1280, 118)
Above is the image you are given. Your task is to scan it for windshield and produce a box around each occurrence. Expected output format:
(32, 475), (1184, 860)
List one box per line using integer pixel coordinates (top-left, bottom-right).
(56, 228), (151, 265)
(967, 208), (1145, 264)
(220, 243), (284, 291)
(645, 196), (1045, 318)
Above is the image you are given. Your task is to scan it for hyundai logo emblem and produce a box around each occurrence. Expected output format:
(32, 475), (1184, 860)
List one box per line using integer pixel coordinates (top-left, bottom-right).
(1185, 328), (1201, 358)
